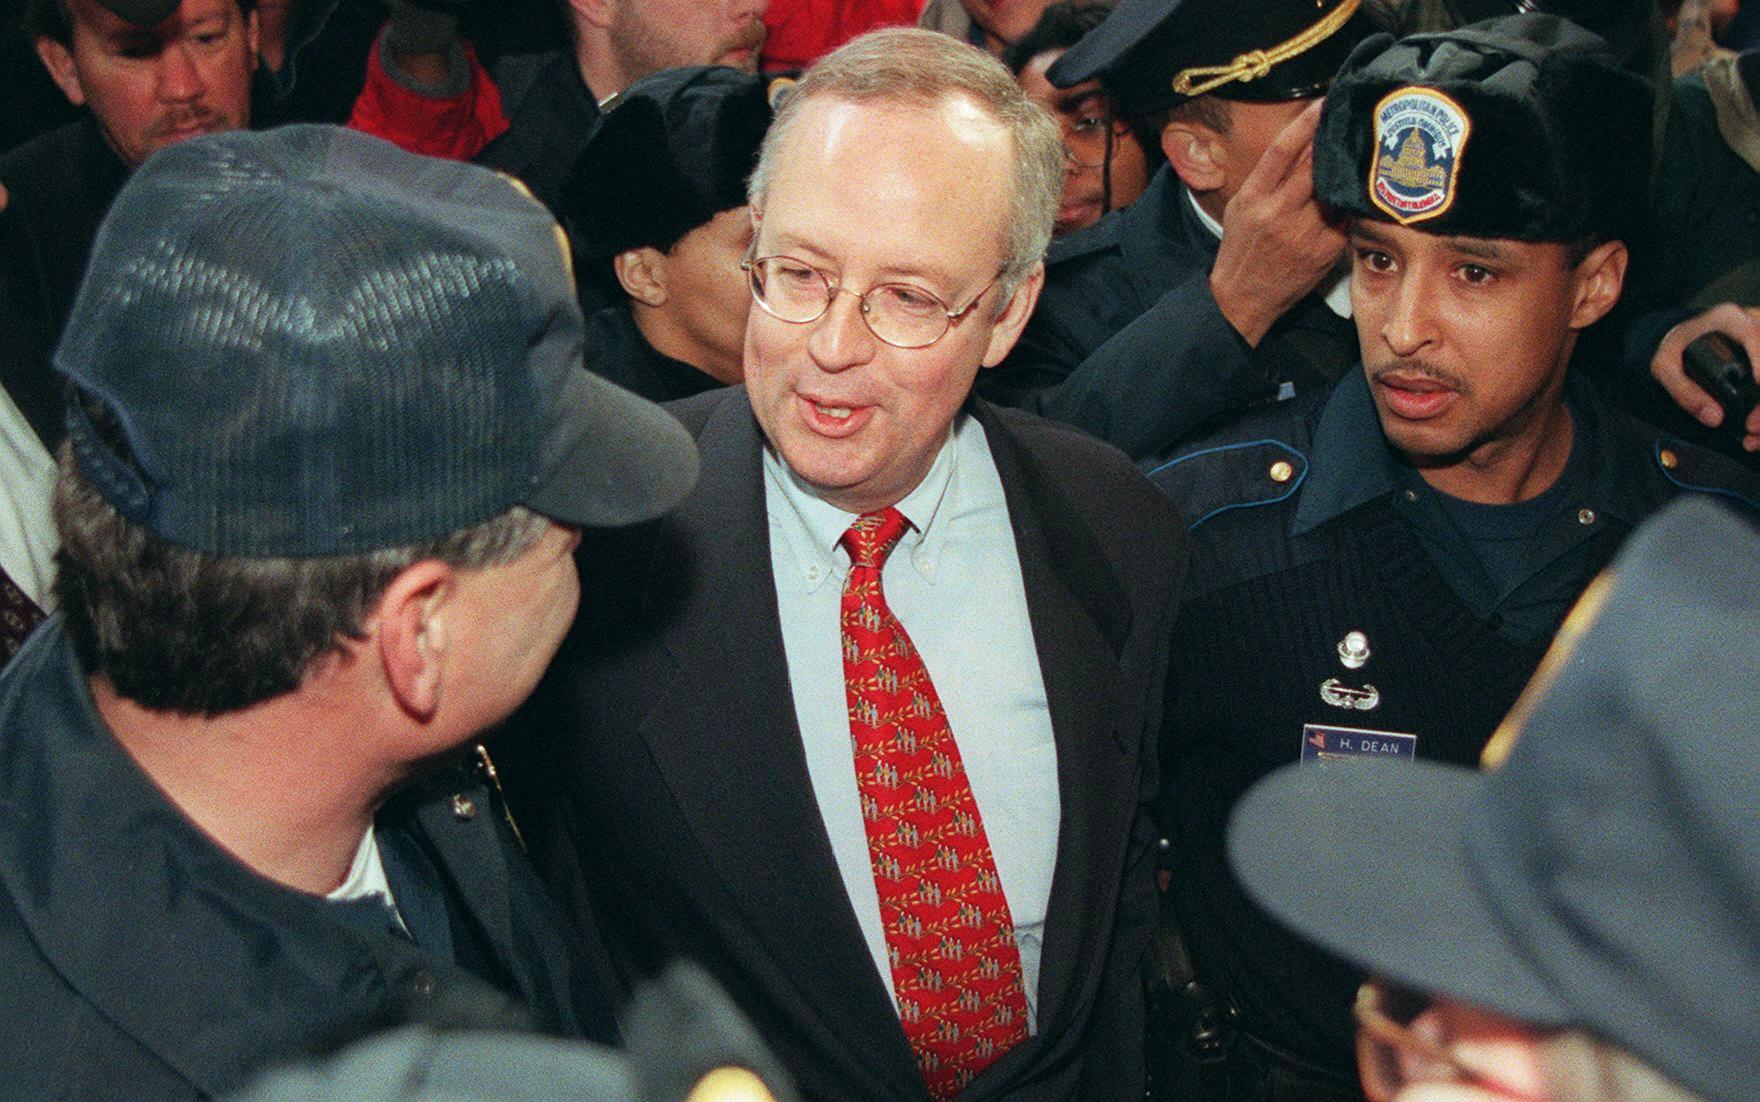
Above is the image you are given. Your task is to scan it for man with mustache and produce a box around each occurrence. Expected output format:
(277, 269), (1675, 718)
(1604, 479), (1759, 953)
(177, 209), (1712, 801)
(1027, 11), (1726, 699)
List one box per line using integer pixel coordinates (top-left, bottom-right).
(0, 123), (701, 1100)
(1145, 16), (1760, 1102)
(0, 0), (257, 454)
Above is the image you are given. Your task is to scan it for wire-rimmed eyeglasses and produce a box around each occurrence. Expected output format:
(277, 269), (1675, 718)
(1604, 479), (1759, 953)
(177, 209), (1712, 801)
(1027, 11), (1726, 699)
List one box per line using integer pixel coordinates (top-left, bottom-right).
(1354, 981), (1545, 1102)
(741, 254), (1004, 349)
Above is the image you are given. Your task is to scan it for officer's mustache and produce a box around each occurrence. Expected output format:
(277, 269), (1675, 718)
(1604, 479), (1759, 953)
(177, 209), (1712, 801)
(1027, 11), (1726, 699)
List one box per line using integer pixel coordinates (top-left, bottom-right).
(1368, 361), (1468, 394)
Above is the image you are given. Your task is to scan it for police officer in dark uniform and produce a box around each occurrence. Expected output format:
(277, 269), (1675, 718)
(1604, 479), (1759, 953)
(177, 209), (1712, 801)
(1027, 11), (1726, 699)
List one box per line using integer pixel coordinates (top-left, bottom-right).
(1145, 15), (1760, 1101)
(979, 0), (1380, 461)
(562, 66), (779, 404)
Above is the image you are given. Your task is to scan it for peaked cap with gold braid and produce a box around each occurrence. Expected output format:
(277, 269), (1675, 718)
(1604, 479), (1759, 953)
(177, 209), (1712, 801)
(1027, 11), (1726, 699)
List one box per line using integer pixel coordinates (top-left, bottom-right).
(1047, 0), (1381, 116)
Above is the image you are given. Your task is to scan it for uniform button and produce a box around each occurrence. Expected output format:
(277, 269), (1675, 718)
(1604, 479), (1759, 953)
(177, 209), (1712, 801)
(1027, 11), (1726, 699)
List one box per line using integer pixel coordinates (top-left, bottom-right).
(1268, 460), (1294, 483)
(1157, 836), (1172, 852)
(1659, 448), (1679, 470)
(805, 565), (822, 582)
(451, 794), (476, 820)
(1403, 489), (1419, 503)
(410, 971), (437, 997)
(686, 1067), (774, 1102)
(1577, 508), (1596, 526)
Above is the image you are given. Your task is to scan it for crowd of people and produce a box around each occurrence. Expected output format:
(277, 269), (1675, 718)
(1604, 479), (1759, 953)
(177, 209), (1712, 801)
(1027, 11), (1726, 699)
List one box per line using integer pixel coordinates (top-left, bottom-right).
(0, 1), (1756, 1101)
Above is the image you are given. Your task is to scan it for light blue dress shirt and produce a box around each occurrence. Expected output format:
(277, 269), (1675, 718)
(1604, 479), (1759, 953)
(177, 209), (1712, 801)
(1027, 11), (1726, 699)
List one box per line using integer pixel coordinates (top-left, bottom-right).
(764, 413), (1061, 1031)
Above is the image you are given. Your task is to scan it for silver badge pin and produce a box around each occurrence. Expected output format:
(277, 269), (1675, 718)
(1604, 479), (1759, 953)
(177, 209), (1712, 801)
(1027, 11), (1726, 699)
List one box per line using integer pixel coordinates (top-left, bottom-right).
(1337, 631), (1370, 669)
(1320, 678), (1381, 711)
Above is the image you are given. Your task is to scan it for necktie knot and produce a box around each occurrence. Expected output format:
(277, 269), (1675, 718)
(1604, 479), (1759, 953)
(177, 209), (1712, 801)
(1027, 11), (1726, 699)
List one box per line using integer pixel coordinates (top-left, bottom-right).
(841, 507), (909, 570)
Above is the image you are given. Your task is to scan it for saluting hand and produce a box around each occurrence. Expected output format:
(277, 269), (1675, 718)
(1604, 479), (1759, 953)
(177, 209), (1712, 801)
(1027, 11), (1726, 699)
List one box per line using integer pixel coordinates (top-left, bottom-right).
(1209, 100), (1348, 348)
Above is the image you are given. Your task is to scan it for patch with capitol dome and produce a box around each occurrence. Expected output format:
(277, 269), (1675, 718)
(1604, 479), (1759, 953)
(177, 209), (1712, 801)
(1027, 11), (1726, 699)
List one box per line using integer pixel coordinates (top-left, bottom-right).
(1368, 87), (1470, 224)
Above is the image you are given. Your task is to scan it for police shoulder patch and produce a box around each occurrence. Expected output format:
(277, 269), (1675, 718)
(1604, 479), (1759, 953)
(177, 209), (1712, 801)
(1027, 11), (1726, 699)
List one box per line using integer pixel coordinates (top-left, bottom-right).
(1369, 87), (1470, 225)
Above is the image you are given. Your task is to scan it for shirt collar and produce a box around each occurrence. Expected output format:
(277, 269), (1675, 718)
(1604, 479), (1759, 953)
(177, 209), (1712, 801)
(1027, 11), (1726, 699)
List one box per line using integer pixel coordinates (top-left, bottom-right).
(1186, 185), (1225, 242)
(764, 414), (967, 591)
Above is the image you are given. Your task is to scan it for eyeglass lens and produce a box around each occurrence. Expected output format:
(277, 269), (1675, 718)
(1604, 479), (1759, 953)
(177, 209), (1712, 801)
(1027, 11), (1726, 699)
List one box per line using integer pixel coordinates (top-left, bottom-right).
(746, 256), (956, 349)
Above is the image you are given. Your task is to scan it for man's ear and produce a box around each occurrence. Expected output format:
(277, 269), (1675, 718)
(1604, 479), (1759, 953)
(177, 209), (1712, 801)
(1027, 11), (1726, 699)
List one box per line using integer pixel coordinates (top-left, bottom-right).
(614, 246), (670, 307)
(1568, 240), (1628, 331)
(373, 559), (456, 722)
(35, 36), (86, 107)
(569, 0), (616, 31)
(1160, 121), (1226, 193)
(245, 7), (261, 73)
(981, 261), (1044, 368)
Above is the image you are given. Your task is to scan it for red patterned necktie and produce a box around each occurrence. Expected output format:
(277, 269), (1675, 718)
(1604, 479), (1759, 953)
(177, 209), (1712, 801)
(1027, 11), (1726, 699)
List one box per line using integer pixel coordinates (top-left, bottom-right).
(0, 563), (45, 670)
(840, 507), (1029, 1100)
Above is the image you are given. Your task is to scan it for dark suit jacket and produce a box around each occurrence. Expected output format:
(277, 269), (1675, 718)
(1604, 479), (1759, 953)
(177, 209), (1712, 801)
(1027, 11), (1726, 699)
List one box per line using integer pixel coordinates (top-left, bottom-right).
(498, 387), (1187, 1101)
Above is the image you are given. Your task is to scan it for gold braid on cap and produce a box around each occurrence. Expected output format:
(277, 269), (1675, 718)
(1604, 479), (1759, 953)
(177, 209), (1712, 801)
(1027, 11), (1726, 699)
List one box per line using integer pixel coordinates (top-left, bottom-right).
(1171, 0), (1360, 97)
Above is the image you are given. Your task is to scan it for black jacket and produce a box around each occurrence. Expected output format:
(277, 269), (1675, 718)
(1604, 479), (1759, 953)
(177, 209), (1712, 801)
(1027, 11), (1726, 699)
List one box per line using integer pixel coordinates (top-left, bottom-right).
(584, 302), (725, 404)
(0, 117), (130, 451)
(0, 620), (618, 1101)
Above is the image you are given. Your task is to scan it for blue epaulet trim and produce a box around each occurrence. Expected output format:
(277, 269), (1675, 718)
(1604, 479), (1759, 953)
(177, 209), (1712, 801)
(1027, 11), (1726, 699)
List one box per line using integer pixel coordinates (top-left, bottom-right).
(1148, 438), (1309, 531)
(1654, 440), (1760, 514)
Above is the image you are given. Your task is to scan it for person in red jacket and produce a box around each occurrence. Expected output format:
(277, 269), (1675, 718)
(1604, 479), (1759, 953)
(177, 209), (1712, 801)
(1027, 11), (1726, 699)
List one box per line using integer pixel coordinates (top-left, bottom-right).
(759, 0), (923, 72)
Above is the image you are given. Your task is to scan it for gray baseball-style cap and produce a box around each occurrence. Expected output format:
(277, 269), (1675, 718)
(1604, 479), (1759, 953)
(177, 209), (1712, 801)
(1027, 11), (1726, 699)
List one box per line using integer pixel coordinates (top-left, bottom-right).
(56, 125), (699, 556)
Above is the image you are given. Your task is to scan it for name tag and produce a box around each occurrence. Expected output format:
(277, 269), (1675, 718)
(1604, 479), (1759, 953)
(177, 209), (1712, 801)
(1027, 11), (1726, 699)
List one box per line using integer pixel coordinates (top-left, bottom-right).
(1300, 723), (1417, 764)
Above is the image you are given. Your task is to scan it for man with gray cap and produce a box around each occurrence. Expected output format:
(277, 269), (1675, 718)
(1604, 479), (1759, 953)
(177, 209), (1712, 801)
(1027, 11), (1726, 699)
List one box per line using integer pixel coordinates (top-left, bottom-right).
(1228, 495), (1760, 1102)
(0, 123), (698, 1100)
(1147, 15), (1760, 1101)
(981, 0), (1378, 460)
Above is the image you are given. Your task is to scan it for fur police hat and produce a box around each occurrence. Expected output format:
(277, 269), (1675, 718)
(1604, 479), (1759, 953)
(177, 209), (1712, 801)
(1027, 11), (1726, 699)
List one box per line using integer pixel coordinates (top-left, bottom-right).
(562, 67), (781, 265)
(1313, 14), (1653, 243)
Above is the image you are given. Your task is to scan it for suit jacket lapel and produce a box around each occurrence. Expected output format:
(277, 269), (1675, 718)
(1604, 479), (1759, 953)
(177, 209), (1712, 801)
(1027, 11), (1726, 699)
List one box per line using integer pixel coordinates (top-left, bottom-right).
(969, 402), (1138, 1078)
(637, 394), (923, 1092)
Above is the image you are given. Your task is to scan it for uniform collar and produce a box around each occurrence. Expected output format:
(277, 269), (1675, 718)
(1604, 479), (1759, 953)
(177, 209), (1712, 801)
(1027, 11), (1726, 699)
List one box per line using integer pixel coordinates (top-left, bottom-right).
(1293, 369), (1646, 538)
(1292, 369), (1401, 535)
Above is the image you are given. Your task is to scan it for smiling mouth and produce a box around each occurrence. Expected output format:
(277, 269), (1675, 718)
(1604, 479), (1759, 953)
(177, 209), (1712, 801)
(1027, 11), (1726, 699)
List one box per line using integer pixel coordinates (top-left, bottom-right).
(797, 394), (874, 436)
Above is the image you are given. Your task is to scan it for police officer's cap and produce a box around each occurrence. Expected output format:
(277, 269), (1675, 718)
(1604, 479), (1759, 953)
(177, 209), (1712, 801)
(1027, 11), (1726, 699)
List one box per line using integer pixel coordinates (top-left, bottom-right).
(93, 0), (253, 25)
(1313, 14), (1653, 243)
(562, 67), (785, 264)
(1047, 0), (1380, 116)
